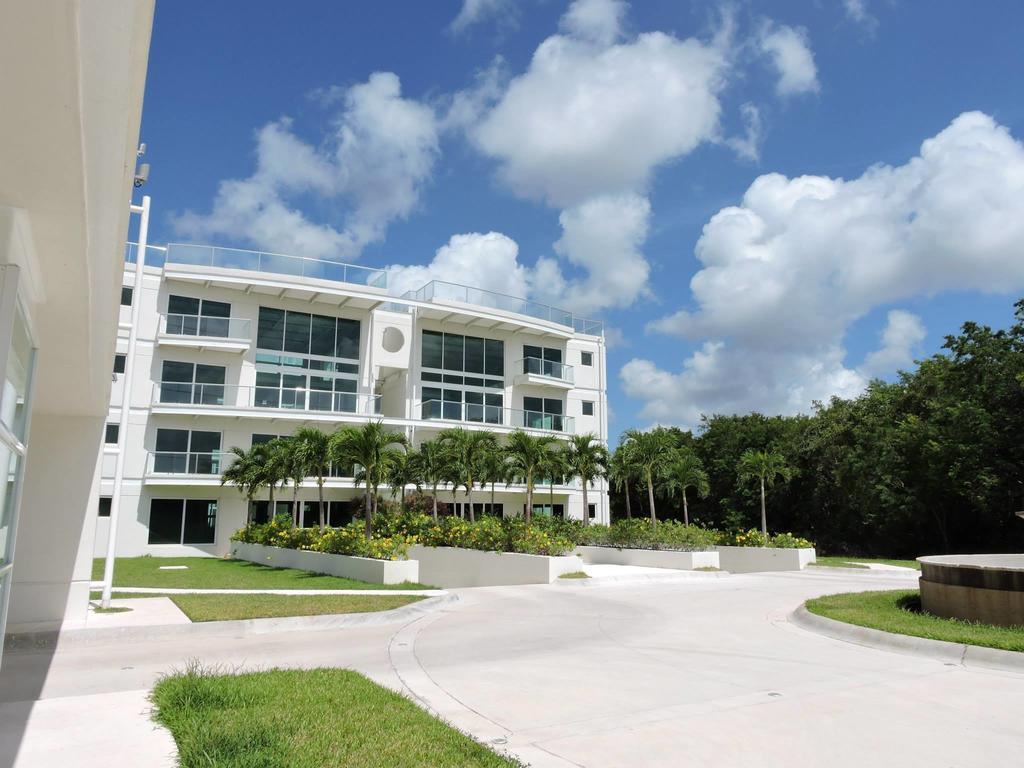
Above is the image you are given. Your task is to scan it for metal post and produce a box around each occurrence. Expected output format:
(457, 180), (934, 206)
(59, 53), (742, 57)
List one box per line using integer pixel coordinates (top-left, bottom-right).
(100, 195), (149, 608)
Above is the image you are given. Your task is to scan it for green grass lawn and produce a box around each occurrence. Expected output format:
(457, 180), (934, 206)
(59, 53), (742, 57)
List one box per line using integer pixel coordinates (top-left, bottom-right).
(90, 591), (423, 622)
(805, 590), (1024, 653)
(558, 571), (590, 579)
(152, 667), (524, 767)
(810, 556), (921, 570)
(92, 557), (431, 590)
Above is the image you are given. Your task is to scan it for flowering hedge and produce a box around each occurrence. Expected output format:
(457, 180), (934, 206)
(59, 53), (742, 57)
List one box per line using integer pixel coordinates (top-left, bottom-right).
(373, 511), (575, 556)
(716, 528), (814, 549)
(576, 519), (719, 551)
(232, 517), (414, 561)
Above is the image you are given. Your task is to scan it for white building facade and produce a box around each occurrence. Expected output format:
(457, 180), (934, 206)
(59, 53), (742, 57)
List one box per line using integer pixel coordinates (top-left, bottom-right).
(97, 241), (609, 558)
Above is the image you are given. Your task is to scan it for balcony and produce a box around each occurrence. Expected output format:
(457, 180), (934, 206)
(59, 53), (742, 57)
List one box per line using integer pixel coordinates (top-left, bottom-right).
(418, 399), (574, 434)
(146, 450), (231, 478)
(514, 356), (574, 389)
(157, 313), (252, 353)
(151, 382), (382, 421)
(164, 243), (388, 289)
(401, 280), (603, 336)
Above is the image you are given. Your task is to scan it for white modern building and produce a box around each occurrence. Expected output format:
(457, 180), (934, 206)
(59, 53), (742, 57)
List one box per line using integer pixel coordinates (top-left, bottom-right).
(0, 0), (154, 639)
(96, 240), (610, 557)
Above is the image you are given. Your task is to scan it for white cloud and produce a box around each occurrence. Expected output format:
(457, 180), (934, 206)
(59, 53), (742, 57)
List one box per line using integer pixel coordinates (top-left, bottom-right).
(470, 1), (730, 207)
(385, 232), (531, 299)
(724, 102), (763, 162)
(626, 112), (1024, 426)
(559, 0), (627, 47)
(173, 72), (438, 261)
(757, 23), (819, 97)
(842, 0), (878, 32)
(860, 310), (926, 377)
(449, 0), (517, 35)
(534, 193), (652, 315)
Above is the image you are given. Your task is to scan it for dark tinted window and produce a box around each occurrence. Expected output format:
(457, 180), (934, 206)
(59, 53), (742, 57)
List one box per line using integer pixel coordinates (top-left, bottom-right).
(582, 401), (594, 416)
(182, 500), (217, 544)
(155, 428), (188, 452)
(168, 295), (200, 315)
(422, 331), (443, 368)
(464, 336), (484, 374)
(284, 312), (311, 354)
(257, 307), (285, 350)
(485, 339), (504, 376)
(443, 333), (464, 371)
(201, 299), (230, 318)
(104, 423), (119, 444)
(310, 314), (336, 356)
(161, 360), (192, 382)
(120, 287), (133, 306)
(98, 497), (112, 517)
(113, 354), (126, 374)
(336, 318), (360, 359)
(148, 499), (183, 544)
(581, 351), (593, 366)
(195, 364), (225, 384)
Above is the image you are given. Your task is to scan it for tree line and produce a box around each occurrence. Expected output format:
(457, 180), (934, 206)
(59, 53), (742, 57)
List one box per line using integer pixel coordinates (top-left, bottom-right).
(610, 300), (1024, 557)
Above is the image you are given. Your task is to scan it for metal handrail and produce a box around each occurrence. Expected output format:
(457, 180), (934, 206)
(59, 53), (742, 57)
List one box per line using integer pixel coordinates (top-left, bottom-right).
(160, 313), (252, 340)
(147, 450), (232, 475)
(152, 382), (382, 416)
(417, 399), (574, 433)
(401, 280), (603, 335)
(164, 243), (388, 289)
(516, 356), (574, 383)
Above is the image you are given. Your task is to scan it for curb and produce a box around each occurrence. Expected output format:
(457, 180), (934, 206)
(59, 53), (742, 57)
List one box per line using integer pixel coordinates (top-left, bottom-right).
(789, 604), (1024, 674)
(555, 570), (732, 587)
(4, 593), (457, 652)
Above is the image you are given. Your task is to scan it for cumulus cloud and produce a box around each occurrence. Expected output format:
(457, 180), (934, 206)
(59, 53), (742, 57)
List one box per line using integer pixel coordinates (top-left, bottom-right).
(860, 310), (926, 377)
(470, 1), (730, 207)
(448, 0), (518, 35)
(625, 112), (1024, 426)
(757, 23), (819, 96)
(173, 72), (438, 261)
(724, 102), (763, 162)
(385, 232), (531, 299)
(842, 0), (878, 32)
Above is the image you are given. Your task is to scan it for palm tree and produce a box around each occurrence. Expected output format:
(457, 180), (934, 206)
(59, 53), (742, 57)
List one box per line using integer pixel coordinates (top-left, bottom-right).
(291, 427), (331, 529)
(330, 421), (407, 539)
(621, 428), (676, 523)
(737, 448), (793, 540)
(540, 445), (567, 517)
(479, 439), (507, 517)
(607, 447), (634, 519)
(503, 430), (558, 523)
(385, 450), (415, 508)
(263, 438), (290, 522)
(565, 434), (608, 526)
(439, 428), (496, 522)
(408, 440), (447, 520)
(662, 449), (709, 526)
(279, 436), (308, 527)
(220, 445), (262, 524)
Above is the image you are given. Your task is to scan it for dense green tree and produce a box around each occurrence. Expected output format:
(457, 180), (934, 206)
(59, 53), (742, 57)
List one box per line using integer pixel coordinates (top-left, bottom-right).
(408, 441), (447, 520)
(504, 430), (559, 523)
(438, 429), (497, 522)
(621, 428), (677, 523)
(565, 434), (608, 525)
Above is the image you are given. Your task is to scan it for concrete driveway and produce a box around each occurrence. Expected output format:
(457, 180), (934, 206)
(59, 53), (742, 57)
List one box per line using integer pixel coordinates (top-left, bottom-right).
(2, 567), (1022, 767)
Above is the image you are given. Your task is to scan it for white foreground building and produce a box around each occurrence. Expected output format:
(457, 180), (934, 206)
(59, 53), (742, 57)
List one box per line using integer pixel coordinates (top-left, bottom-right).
(97, 240), (609, 557)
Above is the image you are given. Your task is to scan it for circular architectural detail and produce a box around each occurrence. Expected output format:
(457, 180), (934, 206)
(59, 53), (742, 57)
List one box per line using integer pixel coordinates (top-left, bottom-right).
(918, 554), (1024, 628)
(381, 326), (405, 353)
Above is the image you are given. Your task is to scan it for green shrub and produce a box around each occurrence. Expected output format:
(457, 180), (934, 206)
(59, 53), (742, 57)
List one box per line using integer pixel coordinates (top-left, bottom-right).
(577, 519), (717, 551)
(716, 528), (814, 549)
(231, 518), (413, 561)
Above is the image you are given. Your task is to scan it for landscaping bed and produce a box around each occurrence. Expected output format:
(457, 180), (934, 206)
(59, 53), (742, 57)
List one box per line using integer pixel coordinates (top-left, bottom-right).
(805, 590), (1024, 653)
(152, 666), (523, 767)
(715, 545), (816, 573)
(231, 541), (420, 585)
(409, 545), (580, 588)
(575, 545), (720, 570)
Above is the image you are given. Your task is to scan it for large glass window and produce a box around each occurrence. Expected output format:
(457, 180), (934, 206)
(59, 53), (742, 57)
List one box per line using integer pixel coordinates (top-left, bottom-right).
(420, 331), (504, 423)
(166, 295), (231, 337)
(422, 331), (443, 368)
(523, 396), (565, 431)
(257, 307), (285, 350)
(159, 361), (225, 405)
(154, 429), (221, 474)
(284, 311), (311, 354)
(148, 499), (217, 545)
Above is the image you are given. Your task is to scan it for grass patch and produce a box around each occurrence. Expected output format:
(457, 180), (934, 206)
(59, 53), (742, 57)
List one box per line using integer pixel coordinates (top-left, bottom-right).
(90, 604), (133, 614)
(806, 589), (1024, 653)
(694, 566), (722, 572)
(93, 557), (431, 590)
(91, 591), (423, 622)
(559, 571), (590, 579)
(152, 666), (524, 767)
(810, 556), (921, 570)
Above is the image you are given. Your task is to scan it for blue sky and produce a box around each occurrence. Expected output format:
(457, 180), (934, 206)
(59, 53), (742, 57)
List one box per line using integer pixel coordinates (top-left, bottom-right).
(136, 0), (1024, 434)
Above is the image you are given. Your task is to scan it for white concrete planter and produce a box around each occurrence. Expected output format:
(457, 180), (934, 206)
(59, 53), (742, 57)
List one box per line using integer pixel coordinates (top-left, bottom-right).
(575, 546), (719, 570)
(714, 546), (816, 573)
(408, 545), (580, 588)
(231, 541), (419, 585)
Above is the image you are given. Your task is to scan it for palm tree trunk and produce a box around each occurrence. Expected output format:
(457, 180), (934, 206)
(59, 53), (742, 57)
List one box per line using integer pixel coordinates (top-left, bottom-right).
(467, 487), (475, 523)
(431, 488), (438, 521)
(647, 471), (657, 524)
(624, 485), (632, 519)
(581, 483), (589, 526)
(318, 478), (325, 530)
(682, 489), (689, 526)
(490, 482), (496, 517)
(549, 478), (554, 515)
(760, 476), (767, 542)
(268, 483), (275, 520)
(292, 484), (300, 528)
(525, 475), (533, 523)
(364, 487), (373, 539)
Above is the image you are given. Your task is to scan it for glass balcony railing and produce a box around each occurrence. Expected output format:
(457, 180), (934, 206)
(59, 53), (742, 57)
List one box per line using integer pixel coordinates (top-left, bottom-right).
(152, 382), (382, 416)
(517, 357), (574, 384)
(401, 280), (602, 336)
(418, 399), (573, 433)
(164, 243), (388, 289)
(148, 451), (231, 475)
(160, 313), (252, 340)
(124, 242), (168, 266)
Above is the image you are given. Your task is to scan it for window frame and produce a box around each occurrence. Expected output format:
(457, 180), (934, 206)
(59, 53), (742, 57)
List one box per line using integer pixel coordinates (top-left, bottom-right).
(147, 498), (217, 546)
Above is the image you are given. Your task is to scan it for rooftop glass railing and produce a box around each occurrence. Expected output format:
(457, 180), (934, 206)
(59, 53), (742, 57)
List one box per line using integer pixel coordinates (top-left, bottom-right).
(418, 399), (574, 433)
(163, 243), (388, 289)
(160, 313), (252, 340)
(516, 356), (574, 384)
(401, 280), (603, 336)
(152, 382), (382, 416)
(124, 242), (167, 266)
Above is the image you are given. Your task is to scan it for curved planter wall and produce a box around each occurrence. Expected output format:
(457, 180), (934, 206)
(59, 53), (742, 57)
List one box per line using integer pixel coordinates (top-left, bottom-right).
(575, 546), (719, 570)
(231, 541), (420, 585)
(714, 546), (816, 573)
(408, 545), (580, 588)
(918, 554), (1024, 628)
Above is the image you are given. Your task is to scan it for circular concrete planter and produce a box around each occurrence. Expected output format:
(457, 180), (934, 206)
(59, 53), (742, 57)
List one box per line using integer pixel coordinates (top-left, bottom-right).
(918, 554), (1024, 628)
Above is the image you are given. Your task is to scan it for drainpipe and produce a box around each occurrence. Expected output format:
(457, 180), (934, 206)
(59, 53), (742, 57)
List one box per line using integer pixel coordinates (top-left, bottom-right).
(100, 195), (149, 608)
